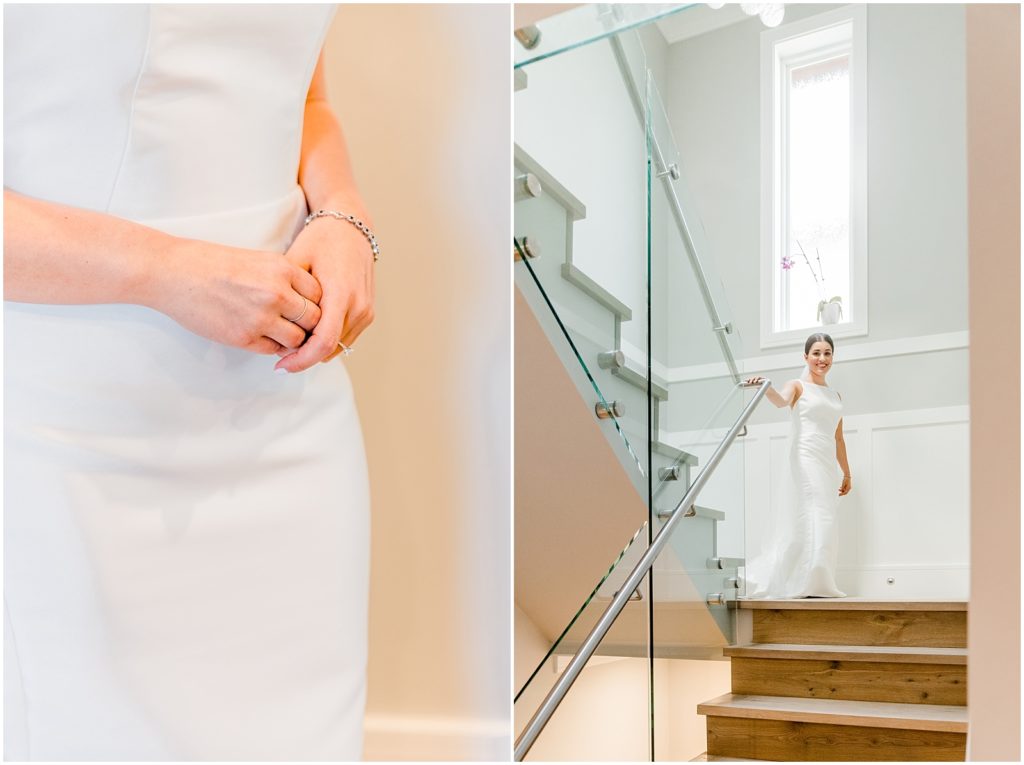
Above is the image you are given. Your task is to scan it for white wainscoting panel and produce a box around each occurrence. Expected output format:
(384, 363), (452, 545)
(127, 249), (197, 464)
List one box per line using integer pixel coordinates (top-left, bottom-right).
(662, 406), (969, 599)
(871, 422), (970, 565)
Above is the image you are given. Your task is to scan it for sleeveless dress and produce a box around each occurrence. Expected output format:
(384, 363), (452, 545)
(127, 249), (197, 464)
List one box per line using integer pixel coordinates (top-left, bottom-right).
(3, 5), (370, 760)
(744, 380), (846, 599)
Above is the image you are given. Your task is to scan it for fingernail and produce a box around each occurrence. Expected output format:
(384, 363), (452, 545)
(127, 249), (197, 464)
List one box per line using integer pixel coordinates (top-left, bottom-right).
(275, 367), (289, 375)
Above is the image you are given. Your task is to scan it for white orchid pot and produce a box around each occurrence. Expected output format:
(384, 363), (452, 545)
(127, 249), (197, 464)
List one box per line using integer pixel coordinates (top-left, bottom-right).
(817, 297), (843, 325)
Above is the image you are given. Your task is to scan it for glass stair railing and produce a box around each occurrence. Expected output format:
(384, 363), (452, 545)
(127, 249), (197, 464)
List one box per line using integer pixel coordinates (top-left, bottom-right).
(515, 380), (772, 761)
(513, 202), (647, 485)
(646, 72), (748, 647)
(513, 521), (650, 757)
(514, 4), (757, 760)
(514, 3), (699, 69)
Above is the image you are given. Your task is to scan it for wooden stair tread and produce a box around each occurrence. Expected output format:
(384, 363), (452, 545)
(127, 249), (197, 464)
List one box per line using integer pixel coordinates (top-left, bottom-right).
(691, 753), (765, 762)
(697, 693), (968, 733)
(725, 643), (968, 665)
(738, 597), (967, 611)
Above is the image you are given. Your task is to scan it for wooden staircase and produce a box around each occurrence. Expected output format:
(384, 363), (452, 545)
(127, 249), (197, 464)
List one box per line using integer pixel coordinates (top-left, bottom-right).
(696, 599), (968, 761)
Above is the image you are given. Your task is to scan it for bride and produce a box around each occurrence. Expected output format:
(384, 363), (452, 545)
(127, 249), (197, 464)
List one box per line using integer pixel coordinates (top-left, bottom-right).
(4, 6), (374, 759)
(743, 333), (852, 598)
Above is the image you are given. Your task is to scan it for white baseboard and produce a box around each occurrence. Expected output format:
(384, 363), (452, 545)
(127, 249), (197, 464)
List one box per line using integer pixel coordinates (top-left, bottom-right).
(363, 713), (510, 762)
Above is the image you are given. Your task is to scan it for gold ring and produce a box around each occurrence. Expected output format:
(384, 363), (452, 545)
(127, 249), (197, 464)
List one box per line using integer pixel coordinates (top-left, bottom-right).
(286, 297), (309, 323)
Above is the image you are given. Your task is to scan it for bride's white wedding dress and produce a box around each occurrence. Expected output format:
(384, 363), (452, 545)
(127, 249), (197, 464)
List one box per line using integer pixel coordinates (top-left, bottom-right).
(4, 5), (369, 760)
(744, 380), (846, 599)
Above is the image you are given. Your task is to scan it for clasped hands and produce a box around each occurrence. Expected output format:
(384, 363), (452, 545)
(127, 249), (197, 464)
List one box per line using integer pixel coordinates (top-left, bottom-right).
(156, 215), (374, 374)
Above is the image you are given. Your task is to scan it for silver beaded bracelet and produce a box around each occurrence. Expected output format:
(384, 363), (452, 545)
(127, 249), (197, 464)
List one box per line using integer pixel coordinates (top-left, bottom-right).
(304, 209), (380, 262)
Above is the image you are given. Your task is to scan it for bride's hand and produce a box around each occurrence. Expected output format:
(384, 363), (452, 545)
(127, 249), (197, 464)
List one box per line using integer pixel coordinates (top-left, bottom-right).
(745, 376), (766, 386)
(839, 475), (852, 496)
(149, 238), (323, 354)
(274, 215), (375, 373)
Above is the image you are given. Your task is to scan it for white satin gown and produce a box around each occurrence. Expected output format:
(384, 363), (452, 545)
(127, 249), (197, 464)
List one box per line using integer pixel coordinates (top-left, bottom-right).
(744, 381), (846, 599)
(4, 5), (370, 760)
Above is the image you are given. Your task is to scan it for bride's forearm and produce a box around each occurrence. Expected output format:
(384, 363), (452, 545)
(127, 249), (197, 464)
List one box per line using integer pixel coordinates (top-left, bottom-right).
(765, 387), (789, 408)
(836, 439), (851, 476)
(297, 53), (371, 224)
(298, 100), (370, 222)
(3, 189), (174, 308)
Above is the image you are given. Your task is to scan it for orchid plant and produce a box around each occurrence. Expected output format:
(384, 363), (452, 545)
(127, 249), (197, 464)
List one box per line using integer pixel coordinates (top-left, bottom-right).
(781, 240), (843, 322)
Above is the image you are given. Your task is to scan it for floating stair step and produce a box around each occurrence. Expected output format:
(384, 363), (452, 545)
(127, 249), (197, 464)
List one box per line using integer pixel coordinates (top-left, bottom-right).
(700, 694), (967, 761)
(741, 601), (967, 648)
(560, 263), (631, 319)
(610, 362), (669, 400)
(726, 644), (967, 706)
(691, 753), (765, 762)
(725, 643), (967, 664)
(653, 439), (699, 465)
(706, 717), (965, 761)
(697, 693), (968, 733)
(514, 145), (586, 221)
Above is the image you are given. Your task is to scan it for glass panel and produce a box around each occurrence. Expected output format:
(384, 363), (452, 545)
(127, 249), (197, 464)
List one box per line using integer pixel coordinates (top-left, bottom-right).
(514, 11), (767, 760)
(515, 574), (652, 762)
(647, 74), (745, 378)
(651, 384), (746, 633)
(646, 66), (747, 631)
(515, 523), (648, 703)
(514, 28), (654, 486)
(515, 3), (697, 69)
(514, 21), (657, 760)
(646, 64), (749, 761)
(515, 527), (653, 763)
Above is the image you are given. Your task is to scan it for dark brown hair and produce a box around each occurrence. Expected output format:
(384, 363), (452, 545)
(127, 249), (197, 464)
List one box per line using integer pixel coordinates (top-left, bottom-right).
(804, 333), (835, 354)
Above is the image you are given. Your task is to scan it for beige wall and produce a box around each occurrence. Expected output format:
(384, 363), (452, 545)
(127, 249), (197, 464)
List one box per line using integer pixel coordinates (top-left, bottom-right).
(514, 605), (557, 740)
(322, 5), (510, 760)
(524, 656), (652, 761)
(966, 4), (1021, 761)
(514, 4), (581, 29)
(517, 651), (731, 761)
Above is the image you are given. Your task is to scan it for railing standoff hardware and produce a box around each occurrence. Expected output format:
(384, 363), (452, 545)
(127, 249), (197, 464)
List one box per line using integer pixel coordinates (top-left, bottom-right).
(597, 350), (625, 370)
(514, 25), (541, 49)
(595, 400), (624, 420)
(656, 162), (680, 180)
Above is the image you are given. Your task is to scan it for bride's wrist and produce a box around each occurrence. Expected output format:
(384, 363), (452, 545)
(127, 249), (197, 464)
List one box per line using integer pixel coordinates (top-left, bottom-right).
(306, 193), (372, 228)
(127, 230), (186, 311)
(137, 235), (202, 313)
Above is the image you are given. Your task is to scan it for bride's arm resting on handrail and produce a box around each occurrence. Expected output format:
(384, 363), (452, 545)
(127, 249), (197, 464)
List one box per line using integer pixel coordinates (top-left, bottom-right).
(744, 376), (802, 408)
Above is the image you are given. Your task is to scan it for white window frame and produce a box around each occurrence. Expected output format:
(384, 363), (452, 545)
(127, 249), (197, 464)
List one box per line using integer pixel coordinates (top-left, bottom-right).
(760, 5), (868, 349)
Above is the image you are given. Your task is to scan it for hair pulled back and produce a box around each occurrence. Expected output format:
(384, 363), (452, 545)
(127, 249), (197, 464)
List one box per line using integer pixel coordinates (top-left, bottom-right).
(804, 333), (835, 354)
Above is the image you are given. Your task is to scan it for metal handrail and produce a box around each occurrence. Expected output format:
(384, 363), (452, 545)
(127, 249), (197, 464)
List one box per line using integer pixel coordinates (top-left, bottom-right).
(514, 378), (770, 761)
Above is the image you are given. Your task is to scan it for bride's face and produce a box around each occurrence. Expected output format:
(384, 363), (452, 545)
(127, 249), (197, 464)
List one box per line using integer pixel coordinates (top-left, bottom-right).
(805, 341), (834, 376)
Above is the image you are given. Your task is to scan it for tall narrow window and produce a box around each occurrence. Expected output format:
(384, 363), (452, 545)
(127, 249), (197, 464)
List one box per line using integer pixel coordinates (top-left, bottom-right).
(761, 7), (867, 348)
